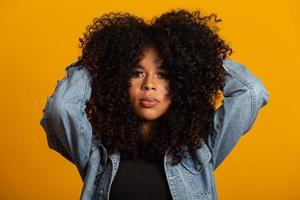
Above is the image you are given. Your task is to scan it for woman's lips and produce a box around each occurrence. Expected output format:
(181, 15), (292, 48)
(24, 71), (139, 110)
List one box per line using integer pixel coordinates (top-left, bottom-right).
(140, 97), (159, 108)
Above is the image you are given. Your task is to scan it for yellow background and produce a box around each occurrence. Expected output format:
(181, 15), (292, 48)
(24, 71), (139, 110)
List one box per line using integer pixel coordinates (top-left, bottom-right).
(0, 0), (299, 199)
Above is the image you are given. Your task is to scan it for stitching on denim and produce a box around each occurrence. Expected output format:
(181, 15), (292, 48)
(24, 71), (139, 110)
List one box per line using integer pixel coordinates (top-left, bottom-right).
(222, 62), (257, 130)
(45, 69), (69, 152)
(78, 69), (91, 162)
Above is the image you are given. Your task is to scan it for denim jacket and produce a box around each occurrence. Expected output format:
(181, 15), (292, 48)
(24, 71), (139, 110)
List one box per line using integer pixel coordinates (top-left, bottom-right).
(40, 58), (269, 200)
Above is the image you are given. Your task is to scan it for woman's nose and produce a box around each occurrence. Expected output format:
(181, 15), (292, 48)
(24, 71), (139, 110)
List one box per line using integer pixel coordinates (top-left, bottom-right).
(142, 85), (156, 90)
(142, 76), (156, 91)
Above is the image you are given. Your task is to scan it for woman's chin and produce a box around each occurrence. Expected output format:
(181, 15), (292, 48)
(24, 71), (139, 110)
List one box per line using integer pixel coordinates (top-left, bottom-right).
(137, 113), (161, 122)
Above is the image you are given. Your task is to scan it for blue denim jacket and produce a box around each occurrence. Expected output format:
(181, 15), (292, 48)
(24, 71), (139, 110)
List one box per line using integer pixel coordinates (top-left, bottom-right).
(40, 58), (269, 200)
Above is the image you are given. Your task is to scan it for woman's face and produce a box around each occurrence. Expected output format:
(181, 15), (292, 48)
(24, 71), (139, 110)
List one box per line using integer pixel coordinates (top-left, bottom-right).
(128, 46), (171, 122)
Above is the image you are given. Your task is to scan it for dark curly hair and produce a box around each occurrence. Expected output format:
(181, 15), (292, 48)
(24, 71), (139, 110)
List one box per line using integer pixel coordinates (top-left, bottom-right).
(76, 9), (232, 164)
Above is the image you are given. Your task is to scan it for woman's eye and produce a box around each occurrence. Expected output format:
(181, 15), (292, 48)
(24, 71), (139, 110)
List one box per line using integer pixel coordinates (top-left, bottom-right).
(130, 71), (169, 79)
(158, 72), (169, 79)
(131, 71), (143, 78)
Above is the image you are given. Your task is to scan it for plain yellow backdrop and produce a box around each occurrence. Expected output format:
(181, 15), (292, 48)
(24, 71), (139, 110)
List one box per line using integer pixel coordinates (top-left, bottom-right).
(0, 0), (298, 199)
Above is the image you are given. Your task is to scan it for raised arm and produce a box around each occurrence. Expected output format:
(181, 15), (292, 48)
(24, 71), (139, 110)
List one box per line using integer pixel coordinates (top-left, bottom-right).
(40, 62), (93, 178)
(207, 58), (270, 170)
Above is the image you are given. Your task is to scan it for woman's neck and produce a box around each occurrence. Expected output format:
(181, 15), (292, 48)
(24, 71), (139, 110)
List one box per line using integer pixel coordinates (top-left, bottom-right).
(142, 121), (154, 142)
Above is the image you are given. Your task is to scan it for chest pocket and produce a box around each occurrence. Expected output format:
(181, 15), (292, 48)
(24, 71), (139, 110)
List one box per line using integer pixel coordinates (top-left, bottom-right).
(179, 143), (213, 198)
(180, 143), (212, 173)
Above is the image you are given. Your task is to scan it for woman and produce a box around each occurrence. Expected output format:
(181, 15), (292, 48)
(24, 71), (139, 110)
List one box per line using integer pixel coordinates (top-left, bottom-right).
(40, 9), (269, 200)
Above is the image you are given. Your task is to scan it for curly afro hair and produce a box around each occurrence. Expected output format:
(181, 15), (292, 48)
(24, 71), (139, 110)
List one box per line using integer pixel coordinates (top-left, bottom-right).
(76, 9), (232, 164)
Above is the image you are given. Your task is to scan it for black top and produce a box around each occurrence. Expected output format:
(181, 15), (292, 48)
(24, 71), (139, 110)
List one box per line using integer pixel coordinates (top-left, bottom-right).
(109, 156), (173, 200)
(109, 136), (173, 200)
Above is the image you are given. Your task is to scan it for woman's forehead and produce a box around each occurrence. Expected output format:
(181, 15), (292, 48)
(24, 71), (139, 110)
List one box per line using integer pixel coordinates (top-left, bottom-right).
(135, 46), (166, 69)
(132, 63), (165, 70)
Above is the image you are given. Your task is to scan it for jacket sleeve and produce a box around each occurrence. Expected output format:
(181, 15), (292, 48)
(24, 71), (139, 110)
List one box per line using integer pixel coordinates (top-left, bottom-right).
(207, 58), (270, 170)
(39, 62), (93, 178)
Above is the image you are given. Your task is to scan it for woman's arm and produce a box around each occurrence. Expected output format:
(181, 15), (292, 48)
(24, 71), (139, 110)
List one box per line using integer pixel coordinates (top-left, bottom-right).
(207, 58), (270, 170)
(40, 62), (93, 178)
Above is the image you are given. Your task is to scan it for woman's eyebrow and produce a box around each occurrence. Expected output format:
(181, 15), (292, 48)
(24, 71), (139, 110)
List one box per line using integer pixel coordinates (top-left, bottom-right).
(153, 58), (163, 66)
(133, 64), (165, 70)
(133, 60), (164, 69)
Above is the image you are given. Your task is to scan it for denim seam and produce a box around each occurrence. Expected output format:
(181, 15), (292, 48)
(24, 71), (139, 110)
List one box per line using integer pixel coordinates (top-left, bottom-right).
(222, 62), (257, 130)
(45, 72), (69, 150)
(78, 69), (90, 162)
